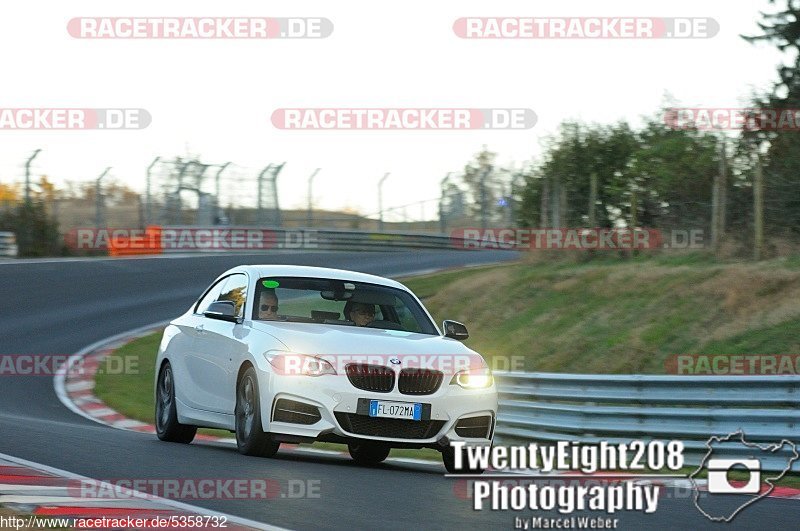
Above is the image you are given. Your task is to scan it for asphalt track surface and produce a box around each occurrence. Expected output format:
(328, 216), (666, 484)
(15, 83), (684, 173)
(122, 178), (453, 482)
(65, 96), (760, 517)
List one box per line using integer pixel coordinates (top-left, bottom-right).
(0, 250), (796, 530)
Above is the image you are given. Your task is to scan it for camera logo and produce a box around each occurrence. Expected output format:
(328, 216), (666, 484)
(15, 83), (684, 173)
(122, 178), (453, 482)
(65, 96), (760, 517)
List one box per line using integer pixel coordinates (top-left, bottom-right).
(706, 459), (761, 494)
(690, 430), (798, 522)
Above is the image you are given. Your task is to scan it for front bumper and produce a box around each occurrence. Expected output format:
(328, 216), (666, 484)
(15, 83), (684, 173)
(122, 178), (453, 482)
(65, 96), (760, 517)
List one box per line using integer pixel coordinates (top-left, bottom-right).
(258, 369), (497, 448)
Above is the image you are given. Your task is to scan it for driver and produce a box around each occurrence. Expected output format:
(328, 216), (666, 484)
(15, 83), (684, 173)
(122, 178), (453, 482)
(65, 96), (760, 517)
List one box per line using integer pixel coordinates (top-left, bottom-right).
(345, 302), (375, 326)
(258, 289), (280, 320)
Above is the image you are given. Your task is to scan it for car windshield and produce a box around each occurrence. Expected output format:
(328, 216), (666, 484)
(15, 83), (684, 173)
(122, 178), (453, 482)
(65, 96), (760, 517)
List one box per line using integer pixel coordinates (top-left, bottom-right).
(252, 277), (438, 335)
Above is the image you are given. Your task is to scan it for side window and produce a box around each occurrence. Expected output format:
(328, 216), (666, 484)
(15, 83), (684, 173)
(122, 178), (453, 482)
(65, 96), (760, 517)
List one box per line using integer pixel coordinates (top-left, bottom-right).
(195, 279), (226, 314)
(217, 274), (248, 317)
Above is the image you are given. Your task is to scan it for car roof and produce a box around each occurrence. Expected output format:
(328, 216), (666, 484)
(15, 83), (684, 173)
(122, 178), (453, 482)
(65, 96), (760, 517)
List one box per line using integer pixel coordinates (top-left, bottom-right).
(220, 265), (408, 291)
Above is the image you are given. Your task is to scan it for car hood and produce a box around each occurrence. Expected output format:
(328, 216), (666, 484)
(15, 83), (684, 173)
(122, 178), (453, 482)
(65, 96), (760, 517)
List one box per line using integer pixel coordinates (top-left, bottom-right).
(249, 321), (481, 358)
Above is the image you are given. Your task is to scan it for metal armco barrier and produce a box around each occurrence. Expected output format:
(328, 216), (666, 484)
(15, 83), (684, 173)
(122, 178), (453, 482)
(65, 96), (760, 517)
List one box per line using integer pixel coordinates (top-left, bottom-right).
(102, 226), (485, 254)
(495, 372), (800, 472)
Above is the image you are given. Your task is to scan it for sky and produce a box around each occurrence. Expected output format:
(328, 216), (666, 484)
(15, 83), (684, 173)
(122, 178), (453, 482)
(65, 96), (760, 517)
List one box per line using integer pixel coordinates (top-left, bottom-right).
(0, 0), (787, 220)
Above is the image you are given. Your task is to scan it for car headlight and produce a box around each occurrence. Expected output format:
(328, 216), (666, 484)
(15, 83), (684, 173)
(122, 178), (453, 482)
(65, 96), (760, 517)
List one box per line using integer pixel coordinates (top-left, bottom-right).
(265, 351), (337, 377)
(450, 367), (494, 389)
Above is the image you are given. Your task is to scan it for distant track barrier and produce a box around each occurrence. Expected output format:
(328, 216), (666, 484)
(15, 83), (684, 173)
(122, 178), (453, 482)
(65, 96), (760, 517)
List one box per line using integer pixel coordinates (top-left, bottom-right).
(65, 226), (498, 255)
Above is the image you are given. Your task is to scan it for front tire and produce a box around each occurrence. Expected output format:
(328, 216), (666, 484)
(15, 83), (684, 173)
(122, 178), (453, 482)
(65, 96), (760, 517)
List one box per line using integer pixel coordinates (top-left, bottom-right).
(235, 367), (280, 457)
(348, 442), (390, 466)
(155, 362), (197, 444)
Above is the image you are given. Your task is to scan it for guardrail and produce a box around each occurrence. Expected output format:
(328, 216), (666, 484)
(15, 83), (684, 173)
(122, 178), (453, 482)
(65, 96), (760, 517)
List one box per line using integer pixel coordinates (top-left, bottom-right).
(92, 226), (488, 256)
(494, 372), (800, 472)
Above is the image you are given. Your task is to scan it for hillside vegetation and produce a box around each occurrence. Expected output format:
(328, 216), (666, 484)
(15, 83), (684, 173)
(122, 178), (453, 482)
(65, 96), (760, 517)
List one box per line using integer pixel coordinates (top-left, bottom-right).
(401, 254), (800, 374)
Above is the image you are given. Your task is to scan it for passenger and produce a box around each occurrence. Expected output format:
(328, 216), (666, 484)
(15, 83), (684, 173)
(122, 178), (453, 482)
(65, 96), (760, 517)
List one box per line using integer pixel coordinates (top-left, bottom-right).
(258, 289), (279, 320)
(345, 301), (376, 327)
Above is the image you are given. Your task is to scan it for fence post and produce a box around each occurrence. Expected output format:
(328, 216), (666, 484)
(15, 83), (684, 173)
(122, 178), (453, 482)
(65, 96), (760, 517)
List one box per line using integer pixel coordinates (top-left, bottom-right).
(378, 172), (390, 232)
(145, 157), (160, 225)
(754, 155), (764, 261)
(307, 168), (321, 227)
(479, 165), (492, 230)
(214, 162), (230, 224)
(719, 140), (728, 243)
(24, 149), (42, 204)
(588, 172), (598, 227)
(95, 167), (111, 229)
(711, 179), (719, 252)
(540, 176), (550, 227)
(711, 139), (728, 254)
(438, 173), (451, 234)
(257, 164), (272, 225)
(271, 163), (285, 227)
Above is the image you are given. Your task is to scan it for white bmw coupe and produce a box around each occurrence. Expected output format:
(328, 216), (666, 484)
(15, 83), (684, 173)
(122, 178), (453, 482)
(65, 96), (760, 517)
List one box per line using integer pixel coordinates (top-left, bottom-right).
(155, 265), (496, 472)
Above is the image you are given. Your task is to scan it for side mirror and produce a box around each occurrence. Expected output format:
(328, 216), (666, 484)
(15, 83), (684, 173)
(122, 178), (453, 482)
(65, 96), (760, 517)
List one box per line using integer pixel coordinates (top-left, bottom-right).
(443, 320), (469, 341)
(204, 300), (240, 323)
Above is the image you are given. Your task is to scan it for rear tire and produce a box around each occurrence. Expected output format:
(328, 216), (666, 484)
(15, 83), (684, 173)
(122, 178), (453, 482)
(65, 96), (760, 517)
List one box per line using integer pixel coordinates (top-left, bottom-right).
(348, 442), (390, 466)
(235, 367), (280, 458)
(155, 362), (197, 444)
(441, 445), (486, 475)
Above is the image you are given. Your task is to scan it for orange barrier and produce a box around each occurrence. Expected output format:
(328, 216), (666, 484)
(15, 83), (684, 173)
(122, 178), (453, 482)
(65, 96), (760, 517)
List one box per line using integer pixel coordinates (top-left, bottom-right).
(108, 225), (163, 256)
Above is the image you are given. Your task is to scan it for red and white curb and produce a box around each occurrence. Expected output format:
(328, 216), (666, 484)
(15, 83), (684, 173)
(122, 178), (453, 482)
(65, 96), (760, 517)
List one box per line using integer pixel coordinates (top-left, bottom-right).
(53, 324), (800, 501)
(54, 322), (181, 437)
(0, 452), (283, 530)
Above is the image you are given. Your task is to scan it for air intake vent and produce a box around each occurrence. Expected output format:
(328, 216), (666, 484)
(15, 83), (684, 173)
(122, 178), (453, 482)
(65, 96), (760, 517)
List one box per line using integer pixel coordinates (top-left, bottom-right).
(272, 399), (322, 425)
(335, 413), (445, 440)
(454, 415), (493, 439)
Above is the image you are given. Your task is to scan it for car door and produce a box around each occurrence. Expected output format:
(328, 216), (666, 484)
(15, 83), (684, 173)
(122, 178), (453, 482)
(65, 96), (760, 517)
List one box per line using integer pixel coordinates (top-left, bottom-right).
(174, 277), (226, 412)
(192, 273), (250, 414)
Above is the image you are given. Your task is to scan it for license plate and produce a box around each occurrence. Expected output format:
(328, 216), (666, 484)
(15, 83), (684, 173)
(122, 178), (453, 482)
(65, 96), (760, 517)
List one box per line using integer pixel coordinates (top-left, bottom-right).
(368, 400), (422, 421)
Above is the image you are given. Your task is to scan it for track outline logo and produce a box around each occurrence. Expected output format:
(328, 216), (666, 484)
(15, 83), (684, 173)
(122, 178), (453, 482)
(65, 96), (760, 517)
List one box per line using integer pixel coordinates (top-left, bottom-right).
(689, 430), (798, 522)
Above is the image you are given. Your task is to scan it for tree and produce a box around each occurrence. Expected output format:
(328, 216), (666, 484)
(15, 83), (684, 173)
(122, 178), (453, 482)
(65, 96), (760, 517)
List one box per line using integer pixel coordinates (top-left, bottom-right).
(518, 121), (638, 228)
(0, 183), (19, 204)
(625, 116), (719, 233)
(742, 0), (800, 238)
(460, 146), (499, 222)
(0, 202), (62, 257)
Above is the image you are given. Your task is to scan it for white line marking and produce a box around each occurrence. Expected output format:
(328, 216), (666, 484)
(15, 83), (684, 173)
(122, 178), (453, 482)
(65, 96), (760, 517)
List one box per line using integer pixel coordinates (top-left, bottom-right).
(86, 407), (117, 418)
(0, 485), (68, 492)
(115, 419), (150, 429)
(65, 380), (94, 392)
(0, 495), (153, 504)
